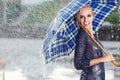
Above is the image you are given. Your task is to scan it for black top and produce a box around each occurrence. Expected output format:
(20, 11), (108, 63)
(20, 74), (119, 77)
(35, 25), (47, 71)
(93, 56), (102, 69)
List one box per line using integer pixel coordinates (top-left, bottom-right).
(74, 30), (105, 80)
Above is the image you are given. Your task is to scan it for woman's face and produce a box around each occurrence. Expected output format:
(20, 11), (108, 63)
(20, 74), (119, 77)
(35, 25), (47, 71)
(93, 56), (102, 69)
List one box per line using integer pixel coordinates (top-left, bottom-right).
(78, 7), (94, 30)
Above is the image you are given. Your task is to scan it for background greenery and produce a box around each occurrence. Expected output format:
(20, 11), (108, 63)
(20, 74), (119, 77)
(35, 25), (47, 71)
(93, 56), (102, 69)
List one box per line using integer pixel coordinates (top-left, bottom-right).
(0, 0), (23, 24)
(0, 0), (119, 27)
(24, 0), (120, 28)
(0, 0), (119, 40)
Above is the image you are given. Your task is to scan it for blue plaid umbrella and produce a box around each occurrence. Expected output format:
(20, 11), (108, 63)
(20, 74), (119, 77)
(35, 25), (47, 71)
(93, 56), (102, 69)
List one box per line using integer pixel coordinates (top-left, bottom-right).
(43, 0), (118, 63)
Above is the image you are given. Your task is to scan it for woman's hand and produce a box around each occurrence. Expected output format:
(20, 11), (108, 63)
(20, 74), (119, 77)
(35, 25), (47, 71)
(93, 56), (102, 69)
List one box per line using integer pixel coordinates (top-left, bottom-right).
(90, 53), (114, 66)
(102, 53), (115, 62)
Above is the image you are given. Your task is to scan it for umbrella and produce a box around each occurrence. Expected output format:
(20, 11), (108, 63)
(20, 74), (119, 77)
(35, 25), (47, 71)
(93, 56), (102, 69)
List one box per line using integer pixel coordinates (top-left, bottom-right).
(43, 0), (118, 63)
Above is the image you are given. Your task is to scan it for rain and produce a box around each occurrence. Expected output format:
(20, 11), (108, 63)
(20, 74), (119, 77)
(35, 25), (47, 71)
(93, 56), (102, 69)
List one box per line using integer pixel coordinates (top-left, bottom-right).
(0, 0), (120, 80)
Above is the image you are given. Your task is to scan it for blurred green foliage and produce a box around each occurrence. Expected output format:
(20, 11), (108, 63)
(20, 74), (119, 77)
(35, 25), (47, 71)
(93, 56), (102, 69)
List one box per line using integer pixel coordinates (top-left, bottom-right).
(25, 0), (119, 28)
(105, 0), (120, 27)
(0, 0), (23, 24)
(7, 0), (23, 22)
(24, 0), (71, 27)
(0, 0), (2, 24)
(0, 0), (119, 28)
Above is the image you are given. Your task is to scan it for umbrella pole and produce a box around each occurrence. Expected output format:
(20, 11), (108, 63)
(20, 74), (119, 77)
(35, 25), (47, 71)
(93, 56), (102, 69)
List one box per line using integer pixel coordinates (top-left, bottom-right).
(82, 28), (120, 67)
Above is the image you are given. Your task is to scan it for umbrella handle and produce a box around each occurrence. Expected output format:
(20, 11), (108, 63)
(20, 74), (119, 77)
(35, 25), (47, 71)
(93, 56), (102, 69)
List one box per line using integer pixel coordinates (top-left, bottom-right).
(82, 28), (120, 67)
(117, 54), (120, 57)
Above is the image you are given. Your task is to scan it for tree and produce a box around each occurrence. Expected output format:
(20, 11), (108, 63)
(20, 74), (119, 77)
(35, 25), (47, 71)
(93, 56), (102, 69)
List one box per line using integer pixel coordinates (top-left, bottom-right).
(2, 0), (7, 25)
(7, 0), (23, 23)
(0, 0), (23, 25)
(105, 0), (120, 27)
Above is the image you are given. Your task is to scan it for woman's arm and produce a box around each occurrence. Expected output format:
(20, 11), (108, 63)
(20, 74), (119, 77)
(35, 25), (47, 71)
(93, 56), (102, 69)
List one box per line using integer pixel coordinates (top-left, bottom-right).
(90, 52), (115, 66)
(74, 31), (90, 70)
(74, 30), (115, 69)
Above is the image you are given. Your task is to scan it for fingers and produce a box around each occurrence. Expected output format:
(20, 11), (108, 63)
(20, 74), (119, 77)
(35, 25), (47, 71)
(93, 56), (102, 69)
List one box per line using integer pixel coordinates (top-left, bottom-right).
(104, 53), (115, 62)
(108, 53), (115, 60)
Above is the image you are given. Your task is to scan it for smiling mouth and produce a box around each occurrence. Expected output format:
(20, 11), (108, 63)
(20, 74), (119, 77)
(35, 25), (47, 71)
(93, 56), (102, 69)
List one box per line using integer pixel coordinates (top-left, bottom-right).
(83, 22), (90, 27)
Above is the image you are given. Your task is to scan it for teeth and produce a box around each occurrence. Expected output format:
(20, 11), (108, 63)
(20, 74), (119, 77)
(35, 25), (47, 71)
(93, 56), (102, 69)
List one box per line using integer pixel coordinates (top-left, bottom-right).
(84, 22), (89, 25)
(85, 22), (88, 24)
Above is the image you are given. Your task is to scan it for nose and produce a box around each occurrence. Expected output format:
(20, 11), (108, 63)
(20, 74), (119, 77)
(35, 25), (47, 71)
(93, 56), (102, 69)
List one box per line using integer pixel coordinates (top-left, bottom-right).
(84, 17), (88, 22)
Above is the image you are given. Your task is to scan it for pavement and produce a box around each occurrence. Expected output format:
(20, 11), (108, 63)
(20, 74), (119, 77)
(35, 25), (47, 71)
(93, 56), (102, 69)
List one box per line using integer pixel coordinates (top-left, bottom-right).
(46, 62), (120, 80)
(0, 39), (120, 80)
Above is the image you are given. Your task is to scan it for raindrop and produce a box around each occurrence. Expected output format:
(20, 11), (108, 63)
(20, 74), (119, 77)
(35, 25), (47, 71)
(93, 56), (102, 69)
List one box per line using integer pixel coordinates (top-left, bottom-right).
(111, 34), (114, 38)
(118, 28), (120, 31)
(116, 35), (119, 40)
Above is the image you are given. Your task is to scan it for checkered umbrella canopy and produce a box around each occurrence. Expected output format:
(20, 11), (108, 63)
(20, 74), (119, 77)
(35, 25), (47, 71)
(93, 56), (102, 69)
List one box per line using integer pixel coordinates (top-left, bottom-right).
(43, 0), (117, 63)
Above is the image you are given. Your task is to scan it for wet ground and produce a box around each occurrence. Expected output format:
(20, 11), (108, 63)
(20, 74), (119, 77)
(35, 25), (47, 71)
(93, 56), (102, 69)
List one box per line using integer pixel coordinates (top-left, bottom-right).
(47, 62), (120, 80)
(0, 38), (120, 80)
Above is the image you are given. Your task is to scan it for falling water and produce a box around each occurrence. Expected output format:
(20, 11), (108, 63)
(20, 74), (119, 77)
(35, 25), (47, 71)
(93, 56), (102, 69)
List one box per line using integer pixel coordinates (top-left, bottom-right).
(0, 0), (120, 80)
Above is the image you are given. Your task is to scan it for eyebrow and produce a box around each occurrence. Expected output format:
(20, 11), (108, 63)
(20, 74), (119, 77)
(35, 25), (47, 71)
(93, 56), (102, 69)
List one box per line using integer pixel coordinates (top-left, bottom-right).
(79, 13), (91, 16)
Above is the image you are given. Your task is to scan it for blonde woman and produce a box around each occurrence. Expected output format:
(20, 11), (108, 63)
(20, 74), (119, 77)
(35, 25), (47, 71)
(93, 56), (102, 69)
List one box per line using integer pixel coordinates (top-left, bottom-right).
(74, 5), (114, 80)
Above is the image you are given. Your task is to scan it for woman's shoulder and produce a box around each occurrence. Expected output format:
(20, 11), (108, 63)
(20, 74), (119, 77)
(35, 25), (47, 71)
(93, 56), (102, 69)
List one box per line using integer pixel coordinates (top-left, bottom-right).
(77, 29), (88, 37)
(76, 29), (89, 41)
(76, 29), (88, 43)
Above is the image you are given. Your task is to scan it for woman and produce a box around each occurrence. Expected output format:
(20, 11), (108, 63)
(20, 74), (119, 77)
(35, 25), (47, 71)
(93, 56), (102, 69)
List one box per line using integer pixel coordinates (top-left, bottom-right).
(74, 5), (115, 80)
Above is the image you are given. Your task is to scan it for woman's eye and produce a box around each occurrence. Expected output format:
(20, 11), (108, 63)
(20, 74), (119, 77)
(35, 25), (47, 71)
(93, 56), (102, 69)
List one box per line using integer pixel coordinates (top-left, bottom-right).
(80, 16), (84, 19)
(88, 14), (91, 17)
